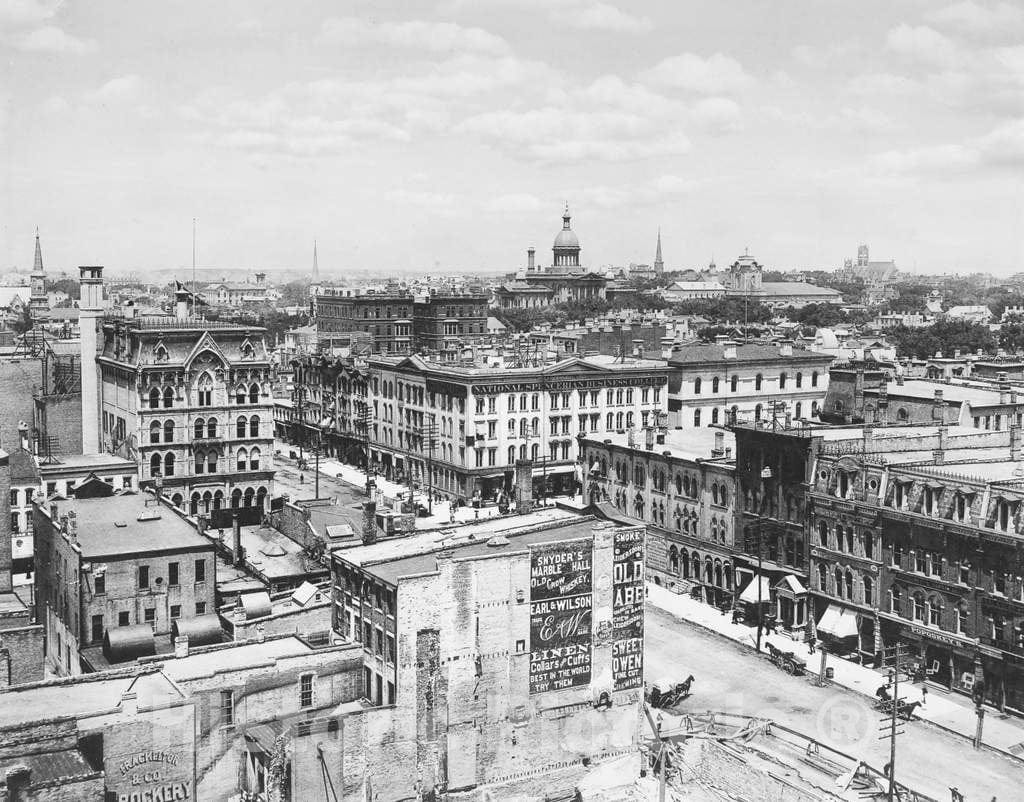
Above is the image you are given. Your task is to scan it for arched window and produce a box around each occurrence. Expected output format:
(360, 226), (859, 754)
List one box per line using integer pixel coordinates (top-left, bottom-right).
(704, 558), (713, 584)
(712, 484), (719, 505)
(250, 415), (260, 438)
(834, 568), (843, 597)
(256, 486), (268, 509)
(194, 419), (205, 440)
(691, 551), (700, 579)
(724, 563), (733, 590)
(712, 376), (720, 393)
(190, 492), (200, 516)
(669, 546), (679, 574)
(811, 371), (819, 387)
(897, 408), (909, 422)
(817, 563), (827, 590)
(196, 373), (213, 407)
(201, 491), (213, 514)
(164, 453), (175, 477)
(711, 407), (719, 425)
(795, 372), (803, 388)
(249, 383), (259, 404)
(531, 443), (539, 461)
(149, 421), (161, 444)
(606, 413), (614, 430)
(730, 375), (738, 392)
(779, 372), (788, 389)
(681, 549), (690, 578)
(249, 447), (261, 470)
(231, 488), (242, 508)
(213, 490), (224, 510)
(863, 576), (873, 606)
(508, 420), (516, 437)
(675, 474), (683, 495)
(171, 493), (183, 509)
(519, 444), (527, 460)
(163, 420), (174, 442)
(207, 450), (218, 474)
(818, 520), (828, 546)
(927, 595), (942, 626)
(149, 388), (161, 409)
(163, 387), (174, 408)
(913, 592), (925, 621)
(237, 448), (248, 471)
(694, 409), (701, 427)
(616, 412), (624, 429)
(207, 417), (218, 438)
(508, 446), (516, 465)
(150, 452), (161, 476)
(694, 377), (702, 395)
(754, 403), (762, 420)
(626, 412), (634, 428)
(755, 374), (763, 391)
(236, 385), (247, 405)
(531, 417), (539, 436)
(889, 585), (902, 614)
(845, 570), (854, 600)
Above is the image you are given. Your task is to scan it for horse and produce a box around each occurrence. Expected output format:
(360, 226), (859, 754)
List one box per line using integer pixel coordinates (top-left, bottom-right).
(679, 675), (695, 697)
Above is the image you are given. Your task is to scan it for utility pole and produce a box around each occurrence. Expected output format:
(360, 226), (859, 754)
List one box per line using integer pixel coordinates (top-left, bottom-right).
(879, 641), (908, 802)
(418, 416), (439, 515)
(357, 403), (374, 497)
(314, 430), (321, 499)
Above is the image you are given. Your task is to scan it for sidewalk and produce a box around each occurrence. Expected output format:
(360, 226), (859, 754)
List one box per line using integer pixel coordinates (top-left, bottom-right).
(647, 582), (1024, 761)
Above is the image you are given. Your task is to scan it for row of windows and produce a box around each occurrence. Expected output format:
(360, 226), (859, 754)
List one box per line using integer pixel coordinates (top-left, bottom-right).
(692, 400), (817, 427)
(147, 415), (262, 443)
(91, 601), (208, 642)
(693, 371), (819, 394)
(147, 382), (262, 409)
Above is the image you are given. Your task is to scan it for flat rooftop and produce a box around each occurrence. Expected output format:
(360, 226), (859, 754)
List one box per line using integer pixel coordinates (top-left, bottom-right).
(342, 513), (616, 587)
(38, 453), (137, 473)
(335, 506), (577, 570)
(880, 379), (1004, 406)
(155, 635), (325, 682)
(46, 493), (213, 559)
(584, 427), (735, 463)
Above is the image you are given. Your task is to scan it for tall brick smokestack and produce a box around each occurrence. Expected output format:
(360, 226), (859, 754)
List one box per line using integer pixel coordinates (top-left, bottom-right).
(79, 266), (104, 455)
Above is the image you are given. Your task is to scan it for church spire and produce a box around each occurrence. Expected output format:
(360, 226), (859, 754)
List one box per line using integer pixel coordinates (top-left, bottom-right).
(312, 240), (319, 282)
(33, 228), (44, 274)
(654, 228), (663, 273)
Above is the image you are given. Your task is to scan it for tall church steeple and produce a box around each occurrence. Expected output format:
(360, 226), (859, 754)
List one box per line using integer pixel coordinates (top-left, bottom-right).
(312, 240), (320, 283)
(654, 228), (664, 274)
(29, 228), (49, 320)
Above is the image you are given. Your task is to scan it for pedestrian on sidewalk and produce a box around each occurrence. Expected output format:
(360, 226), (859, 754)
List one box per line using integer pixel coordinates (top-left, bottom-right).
(807, 638), (816, 655)
(921, 685), (928, 706)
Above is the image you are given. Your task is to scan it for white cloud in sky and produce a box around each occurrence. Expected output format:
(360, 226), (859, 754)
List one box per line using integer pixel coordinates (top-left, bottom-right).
(926, 2), (1024, 38)
(88, 75), (144, 104)
(318, 17), (510, 55)
(885, 24), (960, 68)
(5, 24), (96, 54)
(640, 53), (752, 94)
(569, 3), (652, 33)
(483, 193), (544, 213)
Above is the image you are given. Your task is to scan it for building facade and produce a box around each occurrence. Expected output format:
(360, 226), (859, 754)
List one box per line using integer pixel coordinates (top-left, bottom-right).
(95, 288), (275, 521)
(365, 352), (669, 502)
(581, 428), (738, 607)
(33, 488), (216, 676)
(668, 340), (833, 429)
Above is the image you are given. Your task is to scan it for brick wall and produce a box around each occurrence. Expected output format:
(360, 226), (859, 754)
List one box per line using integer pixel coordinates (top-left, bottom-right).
(226, 602), (331, 641)
(0, 623), (44, 686)
(0, 360), (42, 453)
(34, 394), (83, 458)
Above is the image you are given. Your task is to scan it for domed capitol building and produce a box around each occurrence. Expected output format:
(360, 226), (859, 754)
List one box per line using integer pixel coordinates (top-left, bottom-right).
(493, 204), (608, 309)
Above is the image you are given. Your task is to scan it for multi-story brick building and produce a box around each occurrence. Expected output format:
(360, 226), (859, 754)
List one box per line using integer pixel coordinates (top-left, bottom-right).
(366, 351), (669, 502)
(806, 422), (1024, 712)
(330, 511), (645, 795)
(289, 354), (371, 465)
(581, 427), (738, 607)
(314, 288), (488, 355)
(33, 486), (216, 676)
(94, 281), (275, 523)
(668, 340), (833, 429)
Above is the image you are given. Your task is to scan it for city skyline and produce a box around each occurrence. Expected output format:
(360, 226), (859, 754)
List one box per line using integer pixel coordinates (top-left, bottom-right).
(3, 0), (1024, 276)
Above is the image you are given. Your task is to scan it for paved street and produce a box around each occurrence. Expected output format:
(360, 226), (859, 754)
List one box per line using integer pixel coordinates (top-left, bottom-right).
(646, 604), (1023, 800)
(273, 456), (369, 532)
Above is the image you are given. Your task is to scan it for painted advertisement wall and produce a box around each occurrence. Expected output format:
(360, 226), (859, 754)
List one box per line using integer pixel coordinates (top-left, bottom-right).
(529, 540), (593, 694)
(612, 527), (645, 691)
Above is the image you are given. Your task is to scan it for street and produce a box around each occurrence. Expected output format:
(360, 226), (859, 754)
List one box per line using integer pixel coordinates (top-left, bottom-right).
(646, 604), (1023, 800)
(272, 455), (369, 532)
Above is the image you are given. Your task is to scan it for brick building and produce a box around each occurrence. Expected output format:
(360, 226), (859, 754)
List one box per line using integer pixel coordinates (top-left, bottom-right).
(581, 427), (738, 607)
(289, 354), (371, 465)
(806, 422), (1024, 712)
(94, 278), (276, 522)
(668, 340), (832, 429)
(313, 288), (488, 355)
(330, 512), (645, 796)
(33, 486), (216, 676)
(366, 352), (669, 502)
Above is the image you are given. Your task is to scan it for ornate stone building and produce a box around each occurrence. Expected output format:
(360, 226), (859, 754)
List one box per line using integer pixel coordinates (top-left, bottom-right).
(94, 284), (275, 521)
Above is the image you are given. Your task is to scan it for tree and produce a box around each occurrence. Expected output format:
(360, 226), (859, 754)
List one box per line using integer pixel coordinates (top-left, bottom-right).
(47, 277), (80, 300)
(889, 321), (995, 360)
(670, 297), (773, 324)
(11, 306), (33, 334)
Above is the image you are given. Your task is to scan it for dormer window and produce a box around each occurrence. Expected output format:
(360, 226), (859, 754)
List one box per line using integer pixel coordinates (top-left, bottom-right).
(923, 487), (935, 516)
(154, 340), (168, 362)
(240, 339), (255, 360)
(954, 493), (969, 523)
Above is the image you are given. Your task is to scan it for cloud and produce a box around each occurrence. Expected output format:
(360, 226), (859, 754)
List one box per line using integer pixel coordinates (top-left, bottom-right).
(689, 97), (742, 132)
(483, 193), (544, 213)
(39, 95), (70, 114)
(848, 72), (921, 96)
(791, 42), (861, 69)
(927, 2), (1024, 38)
(869, 119), (1024, 175)
(576, 174), (701, 210)
(88, 75), (144, 104)
(640, 53), (751, 94)
(318, 17), (509, 55)
(5, 24), (96, 54)
(568, 3), (652, 34)
(976, 119), (1024, 166)
(0, 0), (59, 28)
(885, 24), (960, 68)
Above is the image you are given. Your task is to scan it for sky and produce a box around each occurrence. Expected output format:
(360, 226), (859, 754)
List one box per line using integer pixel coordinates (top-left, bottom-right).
(2, 0), (1024, 278)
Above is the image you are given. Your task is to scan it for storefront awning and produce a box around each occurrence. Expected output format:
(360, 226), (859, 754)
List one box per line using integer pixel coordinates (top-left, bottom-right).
(739, 574), (773, 605)
(774, 575), (807, 597)
(318, 416), (335, 428)
(532, 465), (575, 477)
(816, 604), (859, 639)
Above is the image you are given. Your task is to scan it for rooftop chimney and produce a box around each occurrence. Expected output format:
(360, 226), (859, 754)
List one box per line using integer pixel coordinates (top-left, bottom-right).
(1012, 424), (1023, 461)
(933, 389), (945, 421)
(17, 422), (29, 453)
(175, 288), (190, 321)
(713, 431), (725, 458)
(723, 340), (737, 360)
(79, 266), (104, 455)
(633, 339), (645, 359)
(67, 511), (77, 542)
(779, 341), (793, 357)
(527, 247), (536, 272)
(173, 634), (190, 659)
